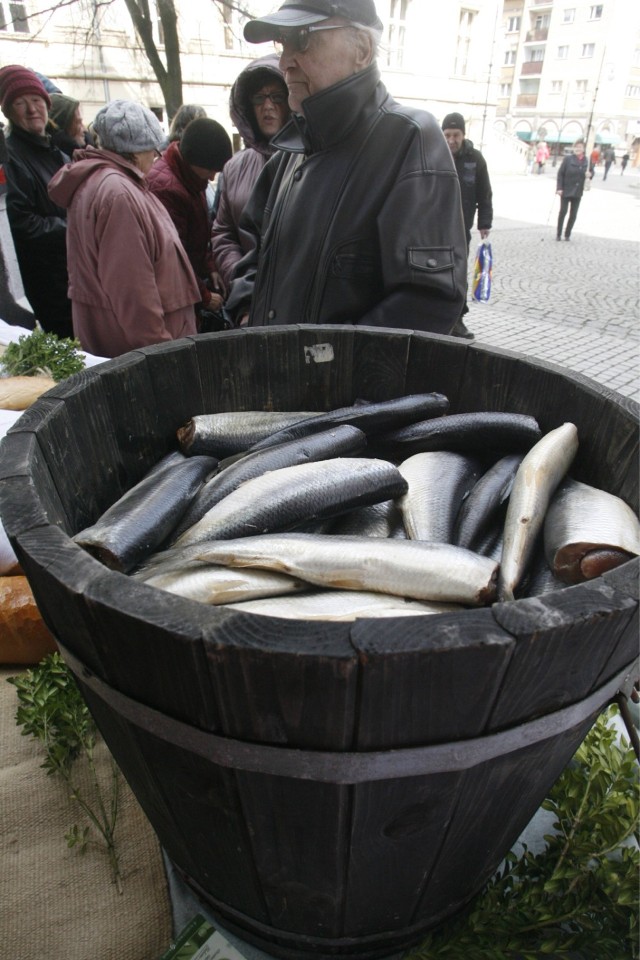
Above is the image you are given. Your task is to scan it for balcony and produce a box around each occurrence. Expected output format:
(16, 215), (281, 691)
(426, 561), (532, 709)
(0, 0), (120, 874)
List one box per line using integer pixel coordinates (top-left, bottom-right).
(526, 28), (548, 41)
(516, 94), (539, 108)
(531, 0), (553, 6)
(521, 60), (543, 75)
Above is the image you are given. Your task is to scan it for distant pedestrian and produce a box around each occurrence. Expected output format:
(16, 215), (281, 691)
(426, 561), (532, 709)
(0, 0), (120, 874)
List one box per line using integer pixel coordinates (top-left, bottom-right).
(535, 140), (549, 174)
(48, 99), (200, 358)
(602, 146), (615, 180)
(556, 139), (590, 241)
(442, 111), (493, 340)
(620, 153), (629, 175)
(589, 146), (600, 176)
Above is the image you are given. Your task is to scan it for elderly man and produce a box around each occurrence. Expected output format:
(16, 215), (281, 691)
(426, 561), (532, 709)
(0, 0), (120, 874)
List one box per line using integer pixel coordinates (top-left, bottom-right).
(226, 0), (467, 334)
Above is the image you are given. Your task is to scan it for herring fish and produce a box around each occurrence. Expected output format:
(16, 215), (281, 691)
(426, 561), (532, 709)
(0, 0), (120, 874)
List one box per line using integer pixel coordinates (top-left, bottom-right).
(177, 410), (318, 457)
(227, 589), (462, 620)
(138, 562), (305, 605)
(498, 422), (579, 602)
(175, 458), (408, 547)
(544, 477), (640, 584)
(74, 452), (217, 573)
(330, 499), (407, 538)
(398, 451), (482, 542)
(247, 393), (451, 452)
(192, 533), (498, 605)
(454, 453), (524, 551)
(376, 412), (542, 459)
(171, 425), (366, 541)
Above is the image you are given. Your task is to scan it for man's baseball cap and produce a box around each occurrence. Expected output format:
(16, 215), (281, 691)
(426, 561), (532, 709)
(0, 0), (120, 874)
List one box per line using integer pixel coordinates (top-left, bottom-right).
(244, 0), (383, 43)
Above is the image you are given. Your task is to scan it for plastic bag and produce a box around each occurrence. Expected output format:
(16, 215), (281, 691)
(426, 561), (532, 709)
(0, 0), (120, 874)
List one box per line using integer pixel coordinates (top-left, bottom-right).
(472, 240), (492, 302)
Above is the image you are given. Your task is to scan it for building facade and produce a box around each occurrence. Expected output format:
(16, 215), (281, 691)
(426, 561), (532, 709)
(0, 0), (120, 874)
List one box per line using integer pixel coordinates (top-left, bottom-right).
(495, 0), (640, 160)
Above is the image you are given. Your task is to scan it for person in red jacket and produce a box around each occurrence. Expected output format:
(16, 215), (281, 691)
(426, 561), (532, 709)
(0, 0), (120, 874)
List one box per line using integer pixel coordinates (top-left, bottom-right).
(147, 117), (232, 329)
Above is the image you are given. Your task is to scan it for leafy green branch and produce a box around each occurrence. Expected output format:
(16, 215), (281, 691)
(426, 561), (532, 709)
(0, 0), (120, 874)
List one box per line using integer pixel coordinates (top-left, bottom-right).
(7, 652), (123, 891)
(0, 329), (85, 381)
(407, 707), (639, 960)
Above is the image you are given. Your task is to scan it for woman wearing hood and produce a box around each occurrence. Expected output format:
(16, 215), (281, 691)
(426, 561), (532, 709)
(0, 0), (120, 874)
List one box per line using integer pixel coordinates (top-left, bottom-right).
(48, 100), (200, 359)
(211, 54), (289, 293)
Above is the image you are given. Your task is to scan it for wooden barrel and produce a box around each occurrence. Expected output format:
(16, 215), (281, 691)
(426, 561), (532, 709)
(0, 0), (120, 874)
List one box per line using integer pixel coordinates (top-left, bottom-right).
(0, 326), (637, 960)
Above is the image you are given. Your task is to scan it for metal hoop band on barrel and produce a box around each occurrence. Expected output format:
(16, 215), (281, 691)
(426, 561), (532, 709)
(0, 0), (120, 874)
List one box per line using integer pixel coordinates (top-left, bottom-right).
(58, 641), (638, 784)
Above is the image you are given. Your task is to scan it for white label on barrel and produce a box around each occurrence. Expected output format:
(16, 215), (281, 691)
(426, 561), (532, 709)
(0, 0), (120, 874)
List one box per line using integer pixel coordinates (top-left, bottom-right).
(190, 930), (250, 959)
(304, 343), (335, 365)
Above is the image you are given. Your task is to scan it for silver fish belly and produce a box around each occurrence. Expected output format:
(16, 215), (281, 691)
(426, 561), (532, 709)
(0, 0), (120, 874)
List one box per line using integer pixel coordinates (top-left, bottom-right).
(498, 422), (579, 602)
(192, 533), (498, 605)
(227, 589), (461, 620)
(177, 410), (318, 457)
(398, 451), (481, 542)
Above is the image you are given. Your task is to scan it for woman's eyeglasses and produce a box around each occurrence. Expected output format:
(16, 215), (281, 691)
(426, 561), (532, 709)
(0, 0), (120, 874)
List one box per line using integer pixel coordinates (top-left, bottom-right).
(274, 24), (351, 56)
(250, 92), (288, 106)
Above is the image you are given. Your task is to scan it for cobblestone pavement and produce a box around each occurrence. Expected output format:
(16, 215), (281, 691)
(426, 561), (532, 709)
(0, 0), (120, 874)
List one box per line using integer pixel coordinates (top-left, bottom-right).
(463, 166), (640, 403)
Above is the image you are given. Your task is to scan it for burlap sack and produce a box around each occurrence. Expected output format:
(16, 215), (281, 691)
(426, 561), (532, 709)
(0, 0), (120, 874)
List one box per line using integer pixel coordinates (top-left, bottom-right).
(0, 667), (172, 959)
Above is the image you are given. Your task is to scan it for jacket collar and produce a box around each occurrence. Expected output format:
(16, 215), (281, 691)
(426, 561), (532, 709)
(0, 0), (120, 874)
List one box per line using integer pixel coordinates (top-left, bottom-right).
(8, 123), (53, 151)
(271, 62), (383, 155)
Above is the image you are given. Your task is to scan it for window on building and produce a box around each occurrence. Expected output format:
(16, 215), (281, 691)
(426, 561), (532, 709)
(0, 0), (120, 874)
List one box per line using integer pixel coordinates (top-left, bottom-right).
(581, 43), (595, 57)
(153, 1), (164, 46)
(507, 16), (521, 32)
(563, 8), (575, 23)
(529, 47), (545, 62)
(625, 84), (640, 98)
(499, 83), (512, 97)
(589, 5), (603, 19)
(454, 8), (475, 76)
(551, 80), (563, 93)
(534, 14), (550, 29)
(386, 0), (410, 68)
(634, 48), (640, 67)
(575, 79), (588, 93)
(557, 45), (569, 59)
(0, 2), (29, 32)
(504, 48), (517, 65)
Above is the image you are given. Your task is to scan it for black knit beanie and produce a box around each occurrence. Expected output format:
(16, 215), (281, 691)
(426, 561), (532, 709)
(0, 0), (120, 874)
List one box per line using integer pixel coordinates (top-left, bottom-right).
(441, 112), (466, 134)
(179, 117), (232, 170)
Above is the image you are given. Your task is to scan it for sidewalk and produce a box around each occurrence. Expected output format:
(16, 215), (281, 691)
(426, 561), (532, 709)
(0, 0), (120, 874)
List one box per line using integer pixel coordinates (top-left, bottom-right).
(465, 168), (640, 402)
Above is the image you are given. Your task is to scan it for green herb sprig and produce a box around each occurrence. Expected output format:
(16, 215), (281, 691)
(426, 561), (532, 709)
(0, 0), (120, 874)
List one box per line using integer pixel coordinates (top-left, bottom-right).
(407, 707), (639, 960)
(1, 328), (85, 382)
(7, 652), (122, 891)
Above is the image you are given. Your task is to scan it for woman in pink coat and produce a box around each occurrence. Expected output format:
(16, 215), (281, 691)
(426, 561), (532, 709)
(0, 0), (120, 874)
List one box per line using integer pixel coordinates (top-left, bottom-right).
(48, 100), (200, 358)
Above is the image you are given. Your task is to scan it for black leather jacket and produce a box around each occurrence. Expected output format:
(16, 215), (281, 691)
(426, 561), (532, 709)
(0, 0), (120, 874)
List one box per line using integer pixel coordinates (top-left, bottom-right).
(227, 63), (467, 334)
(5, 124), (72, 338)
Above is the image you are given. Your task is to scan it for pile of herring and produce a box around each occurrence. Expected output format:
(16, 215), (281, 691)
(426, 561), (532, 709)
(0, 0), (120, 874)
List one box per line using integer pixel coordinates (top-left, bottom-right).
(74, 394), (640, 620)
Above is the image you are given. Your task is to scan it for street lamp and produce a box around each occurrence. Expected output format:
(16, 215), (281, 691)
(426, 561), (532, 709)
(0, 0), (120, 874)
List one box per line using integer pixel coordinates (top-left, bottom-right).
(479, 0), (501, 152)
(584, 46), (607, 154)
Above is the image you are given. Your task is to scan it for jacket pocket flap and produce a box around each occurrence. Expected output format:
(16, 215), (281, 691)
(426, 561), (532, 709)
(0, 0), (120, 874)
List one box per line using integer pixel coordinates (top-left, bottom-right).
(409, 247), (455, 273)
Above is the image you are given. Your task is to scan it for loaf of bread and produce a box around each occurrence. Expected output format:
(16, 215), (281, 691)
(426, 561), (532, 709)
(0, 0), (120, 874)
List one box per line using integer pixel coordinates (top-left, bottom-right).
(0, 376), (57, 410)
(0, 576), (57, 664)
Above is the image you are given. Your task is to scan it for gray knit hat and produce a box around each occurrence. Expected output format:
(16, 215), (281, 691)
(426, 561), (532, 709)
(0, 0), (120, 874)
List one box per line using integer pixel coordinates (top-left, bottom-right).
(93, 99), (164, 154)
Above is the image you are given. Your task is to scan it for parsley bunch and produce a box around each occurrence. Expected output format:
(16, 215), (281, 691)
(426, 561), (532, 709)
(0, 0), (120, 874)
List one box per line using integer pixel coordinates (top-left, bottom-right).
(7, 653), (122, 890)
(408, 707), (639, 959)
(1, 328), (85, 381)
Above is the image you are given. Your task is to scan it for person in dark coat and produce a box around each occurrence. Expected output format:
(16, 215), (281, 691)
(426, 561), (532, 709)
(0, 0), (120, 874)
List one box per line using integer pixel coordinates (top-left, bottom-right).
(0, 65), (73, 339)
(556, 139), (590, 241)
(48, 94), (94, 158)
(147, 117), (232, 328)
(441, 111), (493, 339)
(226, 0), (467, 334)
(210, 54), (290, 294)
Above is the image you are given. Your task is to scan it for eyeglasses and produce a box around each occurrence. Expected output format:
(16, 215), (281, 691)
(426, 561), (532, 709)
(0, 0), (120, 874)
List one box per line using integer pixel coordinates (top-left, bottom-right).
(250, 92), (288, 106)
(274, 24), (352, 56)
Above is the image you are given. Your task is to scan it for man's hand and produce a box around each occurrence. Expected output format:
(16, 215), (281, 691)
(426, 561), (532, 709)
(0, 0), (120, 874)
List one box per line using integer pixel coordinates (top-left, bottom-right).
(480, 229), (491, 239)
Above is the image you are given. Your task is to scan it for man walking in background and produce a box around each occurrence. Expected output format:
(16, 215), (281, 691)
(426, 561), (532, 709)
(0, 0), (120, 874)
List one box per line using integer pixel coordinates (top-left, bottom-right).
(442, 111), (493, 340)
